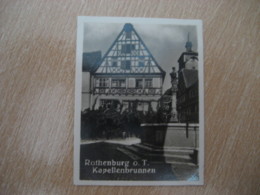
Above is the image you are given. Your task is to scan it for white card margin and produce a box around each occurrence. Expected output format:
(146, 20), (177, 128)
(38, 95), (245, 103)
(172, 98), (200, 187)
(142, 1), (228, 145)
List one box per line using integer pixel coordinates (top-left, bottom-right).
(74, 16), (204, 186)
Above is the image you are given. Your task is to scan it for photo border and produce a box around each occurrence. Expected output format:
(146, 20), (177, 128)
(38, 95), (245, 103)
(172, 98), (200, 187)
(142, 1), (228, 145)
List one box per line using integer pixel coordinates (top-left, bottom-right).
(74, 16), (204, 186)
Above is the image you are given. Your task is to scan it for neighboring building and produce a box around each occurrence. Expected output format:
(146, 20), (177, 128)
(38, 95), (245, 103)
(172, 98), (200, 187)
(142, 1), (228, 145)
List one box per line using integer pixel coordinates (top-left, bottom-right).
(177, 34), (199, 123)
(82, 23), (165, 112)
(82, 51), (102, 72)
(82, 51), (102, 110)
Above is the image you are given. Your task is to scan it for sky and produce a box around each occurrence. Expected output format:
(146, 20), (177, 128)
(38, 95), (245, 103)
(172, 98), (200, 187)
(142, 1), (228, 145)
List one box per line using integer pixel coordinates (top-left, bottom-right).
(83, 22), (198, 92)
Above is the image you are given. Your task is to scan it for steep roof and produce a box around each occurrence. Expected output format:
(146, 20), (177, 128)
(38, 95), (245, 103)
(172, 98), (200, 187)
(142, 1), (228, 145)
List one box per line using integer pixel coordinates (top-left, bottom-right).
(181, 69), (198, 88)
(93, 23), (165, 78)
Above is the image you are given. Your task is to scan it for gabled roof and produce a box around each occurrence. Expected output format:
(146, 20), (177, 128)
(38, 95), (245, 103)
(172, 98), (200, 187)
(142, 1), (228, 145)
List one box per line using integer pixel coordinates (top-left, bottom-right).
(93, 23), (165, 77)
(181, 69), (198, 88)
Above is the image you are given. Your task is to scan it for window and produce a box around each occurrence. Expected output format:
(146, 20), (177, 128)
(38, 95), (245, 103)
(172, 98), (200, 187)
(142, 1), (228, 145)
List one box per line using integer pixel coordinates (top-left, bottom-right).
(145, 79), (152, 88)
(112, 79), (126, 88)
(139, 56), (145, 67)
(97, 78), (109, 87)
(121, 44), (135, 54)
(111, 57), (117, 67)
(121, 60), (131, 70)
(131, 44), (135, 50)
(136, 79), (143, 88)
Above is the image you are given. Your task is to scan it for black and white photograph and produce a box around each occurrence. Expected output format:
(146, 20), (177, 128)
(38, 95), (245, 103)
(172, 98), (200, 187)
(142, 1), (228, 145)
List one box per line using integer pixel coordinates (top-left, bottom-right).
(74, 16), (204, 185)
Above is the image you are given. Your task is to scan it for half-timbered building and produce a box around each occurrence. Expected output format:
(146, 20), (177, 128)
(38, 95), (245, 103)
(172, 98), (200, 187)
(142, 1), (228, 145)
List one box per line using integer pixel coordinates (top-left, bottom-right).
(82, 23), (165, 112)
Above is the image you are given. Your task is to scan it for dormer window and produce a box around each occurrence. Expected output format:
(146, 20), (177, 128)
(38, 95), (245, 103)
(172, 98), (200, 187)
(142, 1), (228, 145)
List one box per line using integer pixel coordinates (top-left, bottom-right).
(121, 60), (131, 70)
(139, 56), (145, 67)
(121, 44), (135, 54)
(111, 57), (117, 67)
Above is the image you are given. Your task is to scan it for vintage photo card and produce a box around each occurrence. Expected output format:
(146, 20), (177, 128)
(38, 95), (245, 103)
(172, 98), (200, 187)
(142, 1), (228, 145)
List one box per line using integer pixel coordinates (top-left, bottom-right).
(74, 16), (204, 185)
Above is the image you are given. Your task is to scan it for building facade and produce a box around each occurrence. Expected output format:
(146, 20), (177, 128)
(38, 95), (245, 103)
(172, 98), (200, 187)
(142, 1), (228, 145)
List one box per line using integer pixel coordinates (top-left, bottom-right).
(82, 23), (165, 112)
(82, 51), (102, 110)
(176, 35), (199, 123)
